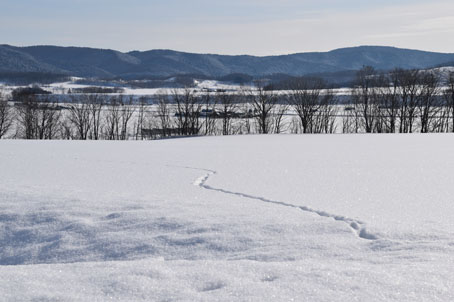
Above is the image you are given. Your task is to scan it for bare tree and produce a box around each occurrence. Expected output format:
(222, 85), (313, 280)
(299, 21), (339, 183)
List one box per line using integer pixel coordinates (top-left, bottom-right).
(88, 94), (104, 140)
(201, 91), (217, 136)
(417, 72), (441, 133)
(135, 97), (147, 140)
(16, 95), (61, 139)
(104, 96), (121, 140)
(342, 107), (355, 134)
(157, 94), (173, 137)
(353, 66), (380, 133)
(239, 100), (253, 135)
(444, 72), (454, 132)
(396, 69), (420, 133)
(379, 70), (400, 133)
(249, 82), (278, 134)
(216, 91), (237, 135)
(119, 96), (135, 140)
(68, 95), (91, 140)
(0, 92), (13, 139)
(288, 77), (325, 133)
(37, 96), (61, 139)
(272, 104), (289, 134)
(173, 88), (202, 136)
(317, 89), (338, 134)
(15, 95), (39, 139)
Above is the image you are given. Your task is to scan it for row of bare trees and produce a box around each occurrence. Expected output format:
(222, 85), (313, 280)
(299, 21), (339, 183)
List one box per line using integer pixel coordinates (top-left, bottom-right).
(287, 78), (338, 134)
(0, 93), (141, 140)
(350, 67), (454, 133)
(1, 68), (453, 140)
(153, 87), (289, 137)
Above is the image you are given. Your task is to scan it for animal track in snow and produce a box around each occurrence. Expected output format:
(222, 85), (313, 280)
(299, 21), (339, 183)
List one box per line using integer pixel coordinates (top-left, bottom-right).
(174, 165), (378, 241)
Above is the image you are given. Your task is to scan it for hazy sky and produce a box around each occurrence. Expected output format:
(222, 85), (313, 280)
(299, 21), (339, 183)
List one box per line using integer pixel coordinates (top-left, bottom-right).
(2, 0), (454, 55)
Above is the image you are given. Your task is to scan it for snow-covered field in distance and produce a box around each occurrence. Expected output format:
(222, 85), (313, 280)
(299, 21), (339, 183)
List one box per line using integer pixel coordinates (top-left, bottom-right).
(4, 65), (454, 99)
(1, 79), (353, 99)
(1, 135), (454, 301)
(0, 79), (251, 98)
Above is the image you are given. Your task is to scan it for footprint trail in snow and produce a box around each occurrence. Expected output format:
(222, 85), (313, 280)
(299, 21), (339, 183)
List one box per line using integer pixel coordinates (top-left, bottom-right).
(186, 166), (379, 241)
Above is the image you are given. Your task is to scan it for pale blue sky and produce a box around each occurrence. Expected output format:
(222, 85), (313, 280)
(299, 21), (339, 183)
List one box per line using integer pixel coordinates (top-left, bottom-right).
(1, 0), (454, 55)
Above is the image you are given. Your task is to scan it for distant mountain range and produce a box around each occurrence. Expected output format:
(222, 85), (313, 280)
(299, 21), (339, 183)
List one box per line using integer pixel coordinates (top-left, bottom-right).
(1, 44), (454, 79)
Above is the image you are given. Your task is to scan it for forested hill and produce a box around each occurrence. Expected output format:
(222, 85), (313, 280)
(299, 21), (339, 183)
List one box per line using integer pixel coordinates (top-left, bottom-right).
(1, 44), (454, 79)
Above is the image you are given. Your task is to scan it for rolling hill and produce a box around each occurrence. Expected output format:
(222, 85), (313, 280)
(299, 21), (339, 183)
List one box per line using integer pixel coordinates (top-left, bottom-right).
(1, 44), (454, 79)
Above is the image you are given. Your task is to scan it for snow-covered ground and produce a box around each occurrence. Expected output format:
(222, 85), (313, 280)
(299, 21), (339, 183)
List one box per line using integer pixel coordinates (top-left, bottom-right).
(0, 80), (247, 100)
(1, 135), (454, 301)
(1, 79), (352, 99)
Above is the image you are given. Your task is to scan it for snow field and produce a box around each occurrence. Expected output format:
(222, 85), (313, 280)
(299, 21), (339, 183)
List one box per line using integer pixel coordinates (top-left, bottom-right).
(1, 134), (454, 301)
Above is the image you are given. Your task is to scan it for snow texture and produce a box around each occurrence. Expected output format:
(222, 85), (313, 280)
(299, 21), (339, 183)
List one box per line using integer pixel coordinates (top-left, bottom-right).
(1, 134), (454, 301)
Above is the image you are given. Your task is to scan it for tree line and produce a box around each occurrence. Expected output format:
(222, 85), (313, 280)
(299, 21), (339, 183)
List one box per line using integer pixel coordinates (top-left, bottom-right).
(0, 67), (453, 140)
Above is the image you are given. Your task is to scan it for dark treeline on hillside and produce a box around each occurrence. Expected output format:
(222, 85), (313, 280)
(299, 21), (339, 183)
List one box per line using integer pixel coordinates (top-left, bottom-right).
(265, 70), (358, 89)
(0, 72), (71, 85)
(1, 67), (454, 140)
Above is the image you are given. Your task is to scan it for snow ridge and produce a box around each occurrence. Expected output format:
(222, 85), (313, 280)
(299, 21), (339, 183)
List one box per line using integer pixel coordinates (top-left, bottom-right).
(189, 167), (378, 241)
